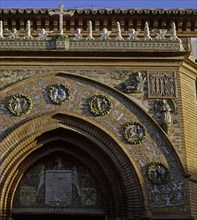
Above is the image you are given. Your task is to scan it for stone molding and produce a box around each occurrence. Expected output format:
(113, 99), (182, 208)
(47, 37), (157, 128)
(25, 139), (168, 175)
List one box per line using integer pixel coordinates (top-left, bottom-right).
(0, 40), (185, 51)
(0, 40), (69, 50)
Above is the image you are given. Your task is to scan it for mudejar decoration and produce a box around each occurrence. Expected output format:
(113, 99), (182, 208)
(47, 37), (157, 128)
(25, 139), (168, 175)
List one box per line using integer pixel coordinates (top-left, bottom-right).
(48, 84), (71, 105)
(88, 95), (112, 116)
(123, 122), (146, 144)
(146, 161), (171, 185)
(7, 94), (32, 116)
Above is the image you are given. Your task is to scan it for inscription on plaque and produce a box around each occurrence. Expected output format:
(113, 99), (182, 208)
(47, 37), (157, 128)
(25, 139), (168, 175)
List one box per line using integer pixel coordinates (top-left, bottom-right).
(45, 170), (72, 207)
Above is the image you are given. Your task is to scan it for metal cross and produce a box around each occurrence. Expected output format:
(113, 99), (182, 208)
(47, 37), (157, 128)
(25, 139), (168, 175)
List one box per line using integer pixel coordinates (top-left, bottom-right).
(49, 4), (74, 35)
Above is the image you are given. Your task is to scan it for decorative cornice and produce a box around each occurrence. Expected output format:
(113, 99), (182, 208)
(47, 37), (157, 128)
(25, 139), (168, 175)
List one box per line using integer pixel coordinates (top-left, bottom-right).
(69, 41), (185, 52)
(0, 40), (186, 52)
(0, 8), (196, 15)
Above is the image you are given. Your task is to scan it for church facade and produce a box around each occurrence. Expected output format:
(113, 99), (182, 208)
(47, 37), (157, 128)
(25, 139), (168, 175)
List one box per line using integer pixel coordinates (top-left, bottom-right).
(0, 6), (197, 220)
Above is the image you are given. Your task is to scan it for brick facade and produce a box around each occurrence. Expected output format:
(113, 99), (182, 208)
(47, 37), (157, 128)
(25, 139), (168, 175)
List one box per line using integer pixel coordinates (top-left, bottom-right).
(0, 7), (196, 220)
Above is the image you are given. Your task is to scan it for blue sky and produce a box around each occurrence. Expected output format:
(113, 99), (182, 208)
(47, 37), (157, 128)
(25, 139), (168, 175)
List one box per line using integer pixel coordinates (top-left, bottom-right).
(0, 0), (197, 9)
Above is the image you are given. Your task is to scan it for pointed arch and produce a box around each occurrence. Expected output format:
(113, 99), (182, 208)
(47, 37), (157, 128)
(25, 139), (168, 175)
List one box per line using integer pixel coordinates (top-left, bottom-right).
(0, 113), (148, 219)
(0, 72), (188, 219)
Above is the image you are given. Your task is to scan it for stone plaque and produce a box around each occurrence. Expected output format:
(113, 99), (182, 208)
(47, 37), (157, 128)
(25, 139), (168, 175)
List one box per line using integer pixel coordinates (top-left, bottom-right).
(147, 72), (177, 98)
(45, 170), (72, 207)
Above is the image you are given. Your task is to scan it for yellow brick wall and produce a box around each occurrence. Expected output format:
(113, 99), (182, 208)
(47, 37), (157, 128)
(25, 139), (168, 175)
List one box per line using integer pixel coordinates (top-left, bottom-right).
(179, 60), (197, 220)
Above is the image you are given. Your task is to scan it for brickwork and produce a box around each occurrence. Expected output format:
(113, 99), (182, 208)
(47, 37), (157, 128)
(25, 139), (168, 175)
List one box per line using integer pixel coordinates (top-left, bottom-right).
(179, 60), (197, 220)
(0, 69), (185, 160)
(0, 115), (145, 219)
(0, 70), (193, 219)
(0, 8), (196, 220)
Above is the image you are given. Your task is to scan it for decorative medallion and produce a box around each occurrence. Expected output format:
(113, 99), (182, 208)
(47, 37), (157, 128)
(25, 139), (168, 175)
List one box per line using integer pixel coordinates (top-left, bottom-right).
(81, 187), (97, 205)
(48, 84), (71, 105)
(147, 162), (170, 185)
(88, 95), (112, 116)
(123, 122), (146, 144)
(7, 94), (32, 116)
(20, 186), (36, 206)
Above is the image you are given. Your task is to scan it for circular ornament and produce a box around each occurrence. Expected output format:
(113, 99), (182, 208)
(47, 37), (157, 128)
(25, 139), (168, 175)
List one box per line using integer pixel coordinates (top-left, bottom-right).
(89, 95), (111, 116)
(123, 122), (146, 144)
(48, 84), (71, 105)
(7, 94), (32, 116)
(147, 162), (170, 185)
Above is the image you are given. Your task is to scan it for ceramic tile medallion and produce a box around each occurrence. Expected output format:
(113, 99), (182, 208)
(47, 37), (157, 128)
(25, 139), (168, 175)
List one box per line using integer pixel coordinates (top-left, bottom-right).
(146, 161), (171, 185)
(7, 94), (32, 116)
(48, 84), (71, 105)
(123, 122), (146, 144)
(88, 95), (112, 116)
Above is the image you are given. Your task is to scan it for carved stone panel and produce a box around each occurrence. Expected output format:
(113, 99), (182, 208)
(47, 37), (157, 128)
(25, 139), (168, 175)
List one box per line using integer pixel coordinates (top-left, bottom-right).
(45, 170), (72, 207)
(147, 72), (177, 98)
(121, 71), (146, 93)
(13, 153), (104, 211)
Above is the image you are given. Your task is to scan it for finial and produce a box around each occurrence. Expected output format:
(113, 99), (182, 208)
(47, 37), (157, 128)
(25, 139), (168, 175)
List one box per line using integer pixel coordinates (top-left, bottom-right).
(0, 20), (4, 40)
(170, 22), (181, 42)
(144, 22), (152, 41)
(86, 20), (95, 40)
(115, 21), (124, 41)
(24, 20), (33, 40)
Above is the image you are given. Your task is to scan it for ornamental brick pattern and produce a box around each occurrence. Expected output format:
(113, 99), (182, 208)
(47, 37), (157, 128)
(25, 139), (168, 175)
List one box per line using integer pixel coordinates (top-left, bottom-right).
(0, 7), (196, 220)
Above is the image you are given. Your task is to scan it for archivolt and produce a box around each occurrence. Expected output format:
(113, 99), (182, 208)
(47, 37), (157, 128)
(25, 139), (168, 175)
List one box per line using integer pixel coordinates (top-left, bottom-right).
(0, 113), (148, 219)
(0, 72), (187, 219)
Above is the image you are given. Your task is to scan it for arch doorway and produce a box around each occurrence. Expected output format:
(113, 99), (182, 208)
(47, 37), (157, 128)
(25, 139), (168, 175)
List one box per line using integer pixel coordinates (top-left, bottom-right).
(7, 125), (146, 220)
(0, 72), (189, 220)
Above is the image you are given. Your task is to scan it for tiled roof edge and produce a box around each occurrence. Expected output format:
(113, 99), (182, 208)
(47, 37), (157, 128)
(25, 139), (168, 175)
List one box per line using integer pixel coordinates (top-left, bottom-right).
(0, 9), (196, 15)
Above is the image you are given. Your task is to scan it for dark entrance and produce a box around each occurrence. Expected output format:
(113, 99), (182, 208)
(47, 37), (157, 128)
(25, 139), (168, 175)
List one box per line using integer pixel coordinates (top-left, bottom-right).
(14, 215), (105, 220)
